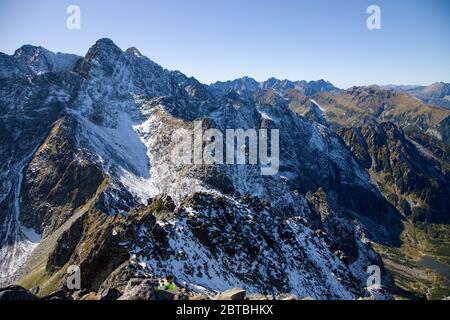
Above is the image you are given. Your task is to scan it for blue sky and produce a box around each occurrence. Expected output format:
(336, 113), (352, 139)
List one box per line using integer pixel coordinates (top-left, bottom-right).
(0, 0), (449, 88)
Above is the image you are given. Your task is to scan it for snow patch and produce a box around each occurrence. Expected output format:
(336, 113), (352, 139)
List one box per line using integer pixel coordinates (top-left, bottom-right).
(310, 99), (326, 112)
(20, 226), (41, 244)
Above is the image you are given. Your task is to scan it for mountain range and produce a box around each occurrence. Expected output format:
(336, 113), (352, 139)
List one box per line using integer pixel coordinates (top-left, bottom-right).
(0, 39), (449, 300)
(382, 83), (450, 109)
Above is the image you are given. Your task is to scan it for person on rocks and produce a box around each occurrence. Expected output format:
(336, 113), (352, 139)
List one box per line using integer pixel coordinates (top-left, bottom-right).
(159, 274), (177, 291)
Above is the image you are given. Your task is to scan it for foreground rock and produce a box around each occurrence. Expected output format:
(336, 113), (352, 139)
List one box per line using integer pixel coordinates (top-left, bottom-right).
(0, 285), (38, 300)
(0, 282), (387, 300)
(213, 288), (247, 300)
(118, 279), (157, 300)
(98, 287), (122, 300)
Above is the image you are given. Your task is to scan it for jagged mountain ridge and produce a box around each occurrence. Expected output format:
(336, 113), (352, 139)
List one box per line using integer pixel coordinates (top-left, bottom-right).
(211, 76), (338, 96)
(0, 38), (446, 299)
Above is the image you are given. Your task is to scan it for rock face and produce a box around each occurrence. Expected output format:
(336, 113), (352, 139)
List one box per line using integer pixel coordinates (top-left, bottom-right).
(338, 123), (450, 223)
(21, 117), (104, 238)
(0, 38), (447, 300)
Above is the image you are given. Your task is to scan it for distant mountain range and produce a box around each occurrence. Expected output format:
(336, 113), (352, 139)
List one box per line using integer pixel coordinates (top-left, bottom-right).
(382, 82), (450, 109)
(0, 39), (449, 300)
(211, 76), (338, 96)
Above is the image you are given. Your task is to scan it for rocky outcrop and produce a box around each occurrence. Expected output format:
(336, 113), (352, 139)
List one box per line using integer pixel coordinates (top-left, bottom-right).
(306, 189), (358, 261)
(117, 279), (157, 300)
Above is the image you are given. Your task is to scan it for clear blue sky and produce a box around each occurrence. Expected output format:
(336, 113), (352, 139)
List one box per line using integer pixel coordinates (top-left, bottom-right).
(0, 0), (449, 88)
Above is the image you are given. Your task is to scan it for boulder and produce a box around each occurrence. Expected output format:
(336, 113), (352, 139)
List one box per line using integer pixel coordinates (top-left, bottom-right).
(189, 294), (210, 300)
(99, 287), (122, 300)
(246, 293), (272, 300)
(43, 289), (73, 300)
(118, 279), (157, 300)
(276, 293), (299, 300)
(30, 286), (40, 295)
(155, 289), (189, 300)
(213, 288), (246, 300)
(81, 292), (99, 300)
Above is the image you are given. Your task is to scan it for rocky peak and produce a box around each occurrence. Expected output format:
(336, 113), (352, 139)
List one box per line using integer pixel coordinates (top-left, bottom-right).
(0, 45), (80, 77)
(210, 76), (260, 95)
(303, 79), (337, 95)
(78, 38), (126, 77)
(261, 77), (282, 89)
(13, 45), (46, 59)
(125, 47), (144, 58)
(85, 38), (123, 59)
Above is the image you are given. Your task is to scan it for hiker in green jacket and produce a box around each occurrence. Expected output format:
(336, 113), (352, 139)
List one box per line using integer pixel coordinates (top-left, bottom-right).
(159, 274), (177, 291)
